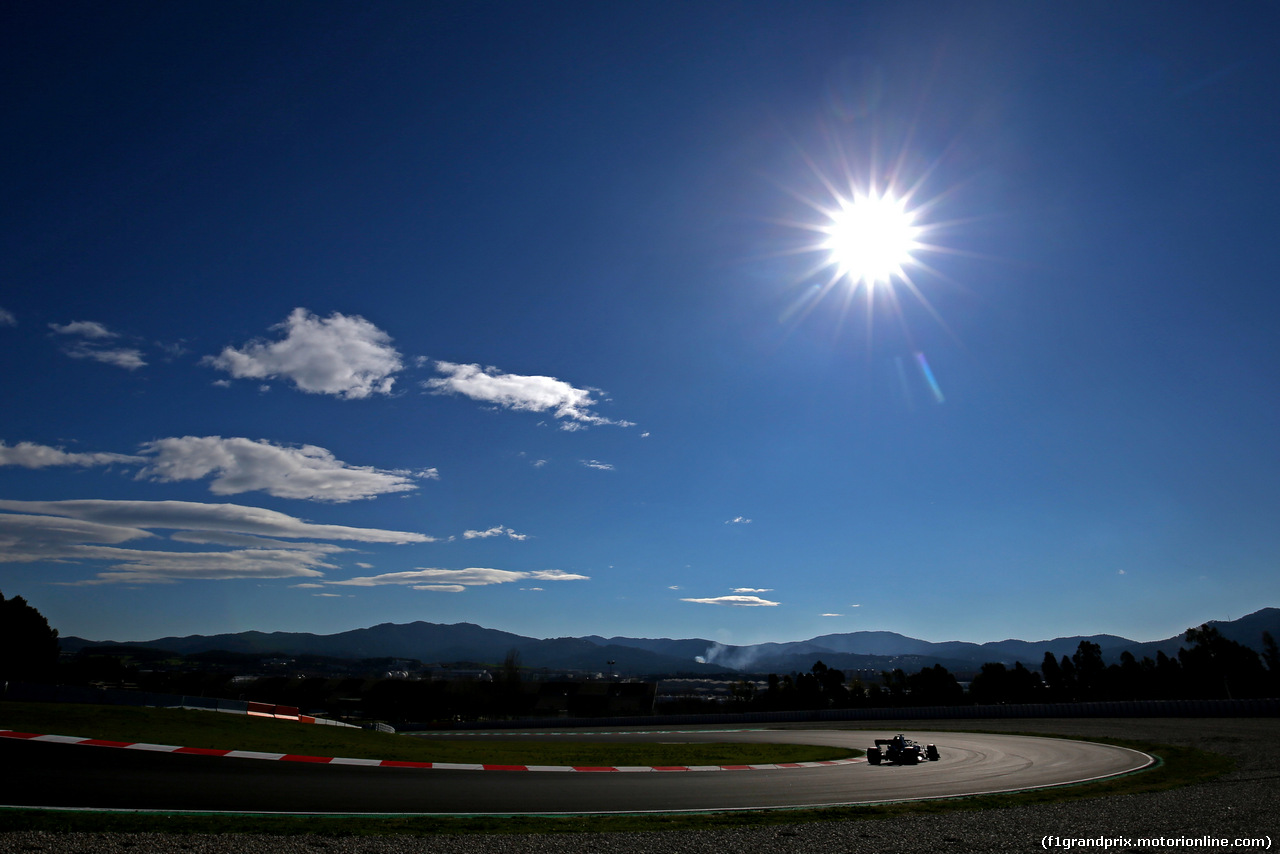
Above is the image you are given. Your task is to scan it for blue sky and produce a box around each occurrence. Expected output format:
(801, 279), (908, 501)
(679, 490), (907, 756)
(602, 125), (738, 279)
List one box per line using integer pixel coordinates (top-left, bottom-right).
(3, 2), (1278, 648)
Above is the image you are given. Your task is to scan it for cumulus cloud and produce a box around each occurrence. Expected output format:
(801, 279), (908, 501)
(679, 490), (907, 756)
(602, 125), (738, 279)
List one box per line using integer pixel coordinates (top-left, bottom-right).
(49, 320), (147, 370)
(424, 361), (632, 430)
(1, 437), (430, 503)
(0, 498), (432, 585)
(680, 594), (781, 607)
(137, 436), (425, 502)
(0, 307), (18, 326)
(329, 567), (588, 591)
(732, 587), (773, 593)
(207, 309), (403, 399)
(581, 459), (614, 471)
(0, 440), (142, 469)
(726, 516), (752, 525)
(462, 525), (528, 541)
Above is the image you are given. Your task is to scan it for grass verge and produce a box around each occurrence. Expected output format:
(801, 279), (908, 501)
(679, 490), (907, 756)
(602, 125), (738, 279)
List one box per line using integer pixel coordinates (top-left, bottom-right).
(1, 700), (853, 767)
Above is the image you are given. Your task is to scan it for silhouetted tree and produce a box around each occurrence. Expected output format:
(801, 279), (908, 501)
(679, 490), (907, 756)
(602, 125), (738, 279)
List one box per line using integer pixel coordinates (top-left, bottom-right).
(1040, 652), (1065, 700)
(907, 664), (964, 705)
(881, 668), (908, 704)
(968, 662), (1010, 704)
(1261, 631), (1280, 695)
(1180, 624), (1267, 699)
(0, 591), (60, 683)
(1072, 641), (1106, 699)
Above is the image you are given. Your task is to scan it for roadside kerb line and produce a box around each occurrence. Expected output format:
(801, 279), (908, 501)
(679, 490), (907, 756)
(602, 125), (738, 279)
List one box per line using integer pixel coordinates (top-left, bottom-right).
(1, 729), (863, 772)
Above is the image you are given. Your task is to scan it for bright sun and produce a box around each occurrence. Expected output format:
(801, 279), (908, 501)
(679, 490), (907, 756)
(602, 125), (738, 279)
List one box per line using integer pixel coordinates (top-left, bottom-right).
(820, 190), (921, 287)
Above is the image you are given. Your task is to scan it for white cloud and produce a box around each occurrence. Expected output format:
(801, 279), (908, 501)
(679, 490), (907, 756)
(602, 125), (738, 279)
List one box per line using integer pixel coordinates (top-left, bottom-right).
(726, 516), (752, 525)
(50, 320), (116, 339)
(59, 545), (336, 585)
(822, 613), (843, 617)
(0, 499), (432, 544)
(137, 436), (425, 502)
(49, 321), (146, 370)
(291, 583), (325, 588)
(1, 437), (429, 503)
(732, 587), (773, 593)
(329, 567), (588, 590)
(462, 524), (528, 541)
(581, 459), (614, 471)
(0, 498), (431, 585)
(66, 344), (147, 369)
(424, 361), (632, 430)
(680, 595), (781, 607)
(207, 308), (403, 399)
(0, 440), (142, 469)
(0, 307), (17, 327)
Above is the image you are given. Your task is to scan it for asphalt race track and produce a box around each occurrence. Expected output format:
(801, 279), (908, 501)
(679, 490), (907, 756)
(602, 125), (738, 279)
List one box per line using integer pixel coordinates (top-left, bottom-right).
(0, 728), (1152, 815)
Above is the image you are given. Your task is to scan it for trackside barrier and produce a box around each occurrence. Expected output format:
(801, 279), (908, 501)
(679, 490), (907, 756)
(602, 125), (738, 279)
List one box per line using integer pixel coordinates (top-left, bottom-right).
(403, 696), (1280, 731)
(0, 681), (359, 728)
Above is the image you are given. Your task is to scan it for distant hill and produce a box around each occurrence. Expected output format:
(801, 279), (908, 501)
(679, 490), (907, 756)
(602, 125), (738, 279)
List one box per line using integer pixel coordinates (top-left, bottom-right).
(62, 608), (1280, 677)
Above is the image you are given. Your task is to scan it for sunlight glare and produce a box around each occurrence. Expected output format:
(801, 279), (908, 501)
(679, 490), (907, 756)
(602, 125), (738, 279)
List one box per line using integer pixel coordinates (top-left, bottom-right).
(821, 191), (921, 287)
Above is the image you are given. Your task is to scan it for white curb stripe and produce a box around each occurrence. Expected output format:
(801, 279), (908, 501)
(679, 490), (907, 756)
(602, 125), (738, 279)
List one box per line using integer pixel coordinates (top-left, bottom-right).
(1, 730), (863, 773)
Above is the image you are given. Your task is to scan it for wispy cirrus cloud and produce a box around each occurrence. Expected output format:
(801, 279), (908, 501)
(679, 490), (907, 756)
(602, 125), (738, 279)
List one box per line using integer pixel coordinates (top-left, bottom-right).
(424, 361), (633, 430)
(731, 587), (773, 593)
(0, 499), (433, 585)
(49, 320), (146, 370)
(680, 594), (781, 607)
(462, 525), (528, 541)
(0, 440), (142, 469)
(1, 437), (433, 503)
(207, 308), (403, 399)
(581, 459), (614, 471)
(726, 516), (752, 525)
(328, 567), (588, 591)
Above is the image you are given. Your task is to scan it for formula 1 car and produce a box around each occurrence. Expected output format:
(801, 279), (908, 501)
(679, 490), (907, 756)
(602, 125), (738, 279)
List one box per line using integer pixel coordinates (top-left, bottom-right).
(865, 734), (940, 765)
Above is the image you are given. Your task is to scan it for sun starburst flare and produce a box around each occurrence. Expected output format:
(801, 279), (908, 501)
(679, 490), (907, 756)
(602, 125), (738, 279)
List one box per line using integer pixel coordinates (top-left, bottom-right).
(820, 190), (922, 287)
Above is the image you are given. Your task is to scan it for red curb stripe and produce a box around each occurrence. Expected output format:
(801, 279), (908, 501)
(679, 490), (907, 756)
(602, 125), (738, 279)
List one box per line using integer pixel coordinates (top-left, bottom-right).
(3, 730), (860, 773)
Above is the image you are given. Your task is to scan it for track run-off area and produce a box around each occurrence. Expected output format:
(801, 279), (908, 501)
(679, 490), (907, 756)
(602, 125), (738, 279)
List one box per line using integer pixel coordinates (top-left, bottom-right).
(0, 726), (1153, 815)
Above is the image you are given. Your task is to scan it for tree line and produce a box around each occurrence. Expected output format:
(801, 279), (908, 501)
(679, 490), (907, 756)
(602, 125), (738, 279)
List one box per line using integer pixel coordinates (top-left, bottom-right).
(3, 591), (1277, 718)
(722, 625), (1279, 713)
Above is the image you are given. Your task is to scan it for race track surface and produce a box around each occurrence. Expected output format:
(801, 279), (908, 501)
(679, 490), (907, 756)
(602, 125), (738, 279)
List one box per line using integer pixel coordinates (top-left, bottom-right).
(0, 727), (1152, 815)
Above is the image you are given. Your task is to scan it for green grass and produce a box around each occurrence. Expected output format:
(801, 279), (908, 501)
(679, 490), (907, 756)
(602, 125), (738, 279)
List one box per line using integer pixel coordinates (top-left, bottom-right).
(0, 703), (1233, 837)
(0, 700), (856, 765)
